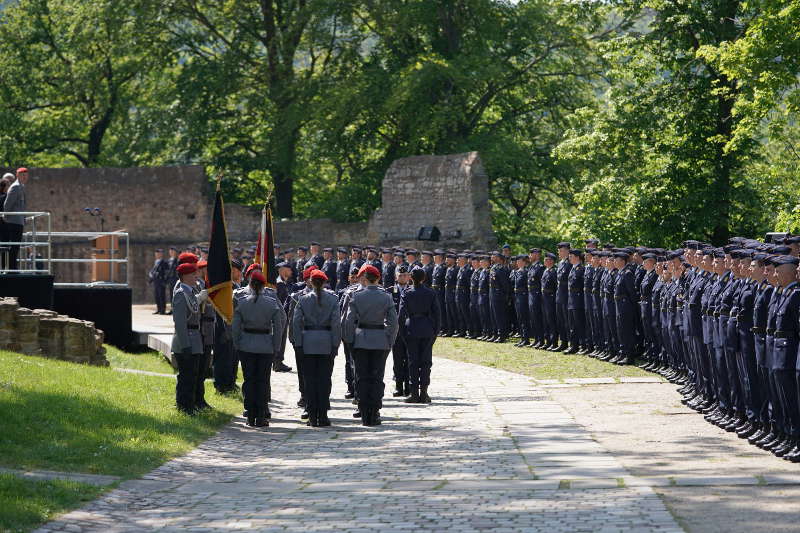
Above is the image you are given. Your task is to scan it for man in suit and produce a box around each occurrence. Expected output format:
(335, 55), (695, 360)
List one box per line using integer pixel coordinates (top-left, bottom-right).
(149, 248), (170, 314)
(3, 167), (28, 272)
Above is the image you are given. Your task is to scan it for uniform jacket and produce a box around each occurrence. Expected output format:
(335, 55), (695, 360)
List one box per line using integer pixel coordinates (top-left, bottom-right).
(335, 259), (350, 292)
(309, 254), (325, 269)
(342, 285), (399, 350)
(423, 263), (435, 287)
(290, 289), (342, 355)
(322, 259), (338, 289)
(2, 180), (25, 225)
(556, 259), (572, 304)
(432, 263), (447, 291)
(171, 282), (203, 354)
(567, 263), (584, 310)
(614, 264), (637, 309)
(382, 261), (397, 289)
(149, 258), (169, 284)
(197, 279), (215, 347)
(772, 282), (800, 369)
(489, 264), (511, 302)
(527, 262), (544, 293)
(398, 284), (441, 338)
(445, 265), (460, 292)
(232, 292), (286, 354)
(456, 264), (473, 294)
(541, 267), (557, 299)
(583, 265), (595, 310)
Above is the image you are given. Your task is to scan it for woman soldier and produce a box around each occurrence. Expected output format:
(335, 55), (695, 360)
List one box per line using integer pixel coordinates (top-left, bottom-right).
(398, 267), (441, 403)
(232, 270), (286, 428)
(343, 264), (399, 426)
(290, 270), (342, 427)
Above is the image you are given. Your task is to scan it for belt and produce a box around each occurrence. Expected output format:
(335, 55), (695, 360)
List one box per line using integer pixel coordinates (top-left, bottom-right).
(187, 325), (199, 330)
(569, 289), (581, 293)
(304, 326), (331, 331)
(479, 290), (488, 295)
(614, 296), (627, 301)
(202, 317), (215, 322)
(774, 330), (795, 339)
(751, 326), (766, 334)
(431, 284), (441, 289)
(244, 328), (271, 334)
(719, 310), (730, 317)
(359, 324), (385, 330)
(713, 311), (720, 317)
(542, 289), (554, 294)
(514, 289), (528, 293)
(767, 328), (775, 335)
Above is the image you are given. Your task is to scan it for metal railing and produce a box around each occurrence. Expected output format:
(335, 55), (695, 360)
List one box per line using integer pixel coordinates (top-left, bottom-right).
(1, 212), (130, 287)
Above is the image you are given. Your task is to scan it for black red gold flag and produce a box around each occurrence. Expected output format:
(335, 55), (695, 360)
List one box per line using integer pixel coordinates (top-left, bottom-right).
(207, 185), (233, 324)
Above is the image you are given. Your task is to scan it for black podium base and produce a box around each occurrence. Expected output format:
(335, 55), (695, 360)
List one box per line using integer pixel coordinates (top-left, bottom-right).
(53, 288), (133, 348)
(0, 274), (54, 310)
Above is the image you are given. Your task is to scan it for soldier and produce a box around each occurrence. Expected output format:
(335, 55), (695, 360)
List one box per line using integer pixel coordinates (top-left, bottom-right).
(232, 271), (286, 428)
(590, 251), (606, 356)
(273, 262), (294, 373)
(342, 265), (399, 426)
(468, 254), (482, 339)
(421, 250), (435, 287)
(171, 262), (205, 415)
(612, 251), (638, 365)
(321, 248), (337, 289)
(350, 247), (365, 270)
(456, 254), (473, 338)
(290, 269), (341, 427)
(295, 246), (309, 272)
(432, 250), (447, 335)
(512, 255), (530, 347)
(287, 266), (317, 419)
(406, 249), (422, 269)
(338, 265), (363, 403)
(566, 249), (586, 354)
(399, 267), (441, 403)
(308, 242), (325, 269)
(600, 252), (620, 361)
(382, 249), (397, 290)
(638, 253), (659, 366)
(443, 254), (459, 336)
(366, 248), (382, 271)
(540, 252), (558, 349)
(582, 250), (595, 355)
(195, 260), (215, 410)
(489, 251), (511, 343)
(335, 247), (350, 292)
(149, 248), (170, 315)
(390, 265), (411, 397)
(554, 243), (572, 352)
(527, 249), (545, 348)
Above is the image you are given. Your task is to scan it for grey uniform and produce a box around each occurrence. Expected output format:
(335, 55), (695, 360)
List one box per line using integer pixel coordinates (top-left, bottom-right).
(232, 293), (286, 354)
(171, 282), (203, 413)
(343, 285), (399, 411)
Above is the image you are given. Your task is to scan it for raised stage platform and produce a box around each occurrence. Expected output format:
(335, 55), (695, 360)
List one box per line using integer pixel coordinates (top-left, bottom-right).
(132, 304), (174, 357)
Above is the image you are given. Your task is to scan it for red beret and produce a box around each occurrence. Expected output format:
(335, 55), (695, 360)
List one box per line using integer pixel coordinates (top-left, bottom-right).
(197, 260), (208, 269)
(250, 271), (267, 283)
(246, 263), (262, 275)
(358, 264), (381, 279)
(310, 269), (328, 281)
(302, 267), (317, 281)
(17, 167), (28, 174)
(176, 263), (197, 276)
(178, 252), (199, 265)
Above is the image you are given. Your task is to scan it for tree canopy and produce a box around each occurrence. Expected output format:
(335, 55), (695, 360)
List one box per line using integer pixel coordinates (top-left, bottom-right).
(1, 0), (798, 247)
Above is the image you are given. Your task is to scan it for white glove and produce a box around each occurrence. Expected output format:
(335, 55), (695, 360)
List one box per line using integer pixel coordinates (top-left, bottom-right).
(197, 289), (209, 304)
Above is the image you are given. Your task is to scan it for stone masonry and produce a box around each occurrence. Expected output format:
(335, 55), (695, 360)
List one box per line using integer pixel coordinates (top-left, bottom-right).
(0, 297), (107, 365)
(367, 152), (496, 248)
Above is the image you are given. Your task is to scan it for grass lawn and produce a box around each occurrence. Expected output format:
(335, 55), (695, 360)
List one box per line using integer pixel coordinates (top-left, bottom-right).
(104, 345), (175, 374)
(0, 350), (243, 477)
(433, 337), (655, 381)
(0, 474), (102, 533)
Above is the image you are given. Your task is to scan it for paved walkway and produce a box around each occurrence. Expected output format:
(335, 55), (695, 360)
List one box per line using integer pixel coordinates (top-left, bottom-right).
(38, 350), (683, 533)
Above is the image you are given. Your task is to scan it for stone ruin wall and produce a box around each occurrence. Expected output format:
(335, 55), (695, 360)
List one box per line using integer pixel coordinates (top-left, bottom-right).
(6, 153), (493, 303)
(0, 297), (108, 365)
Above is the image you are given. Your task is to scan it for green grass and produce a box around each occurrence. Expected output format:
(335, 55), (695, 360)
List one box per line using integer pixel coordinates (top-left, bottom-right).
(0, 350), (242, 478)
(433, 337), (654, 380)
(0, 474), (102, 533)
(104, 345), (175, 374)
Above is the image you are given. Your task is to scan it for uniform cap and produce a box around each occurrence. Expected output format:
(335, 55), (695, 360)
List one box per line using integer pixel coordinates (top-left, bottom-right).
(557, 242), (571, 248)
(422, 250), (433, 256)
(397, 265), (409, 274)
(613, 251), (630, 259)
(502, 244), (511, 249)
(298, 246), (308, 252)
(358, 264), (381, 278)
(276, 261), (290, 269)
(446, 254), (456, 259)
(773, 255), (799, 266)
(585, 238), (599, 244)
(490, 250), (501, 257)
(544, 252), (557, 260)
(310, 269), (328, 281)
(246, 263), (262, 275)
(178, 252), (199, 264)
(642, 253), (657, 260)
(16, 167), (28, 174)
(569, 248), (583, 256)
(434, 249), (446, 255)
(529, 248), (541, 254)
(233, 247), (243, 253)
(406, 249), (418, 255)
(176, 263), (197, 276)
(231, 259), (244, 271)
(394, 252), (404, 257)
(197, 260), (208, 268)
(323, 247), (333, 253)
(772, 245), (791, 255)
(310, 241), (320, 246)
(155, 248), (164, 253)
(250, 271), (267, 283)
(337, 247), (348, 254)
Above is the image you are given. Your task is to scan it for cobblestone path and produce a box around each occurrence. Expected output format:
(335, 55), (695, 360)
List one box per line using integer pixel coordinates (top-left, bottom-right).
(38, 352), (683, 533)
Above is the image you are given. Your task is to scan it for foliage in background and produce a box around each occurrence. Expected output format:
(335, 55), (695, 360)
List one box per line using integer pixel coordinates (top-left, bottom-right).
(1, 0), (799, 245)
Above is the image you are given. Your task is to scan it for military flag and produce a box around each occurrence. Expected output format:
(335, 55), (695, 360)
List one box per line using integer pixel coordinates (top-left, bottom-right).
(255, 198), (277, 288)
(207, 181), (234, 324)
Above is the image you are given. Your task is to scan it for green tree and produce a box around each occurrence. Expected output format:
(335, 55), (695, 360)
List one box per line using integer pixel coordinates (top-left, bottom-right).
(0, 0), (174, 167)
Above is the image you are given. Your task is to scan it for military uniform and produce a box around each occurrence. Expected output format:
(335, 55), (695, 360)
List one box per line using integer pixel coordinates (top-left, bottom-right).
(172, 281), (204, 414)
(456, 258), (473, 337)
(488, 257), (511, 342)
(540, 262), (558, 348)
(431, 260), (447, 334)
(444, 260), (460, 336)
(566, 257), (585, 353)
(555, 250), (572, 350)
(511, 260), (530, 346)
(527, 257), (545, 347)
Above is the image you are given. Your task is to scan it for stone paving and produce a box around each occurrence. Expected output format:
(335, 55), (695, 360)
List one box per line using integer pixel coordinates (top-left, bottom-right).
(37, 350), (684, 533)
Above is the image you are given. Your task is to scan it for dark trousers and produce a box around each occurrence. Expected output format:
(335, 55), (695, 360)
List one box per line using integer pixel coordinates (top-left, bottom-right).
(275, 321), (288, 364)
(240, 351), (273, 419)
(343, 343), (356, 394)
(457, 292), (471, 334)
(406, 336), (435, 388)
(302, 353), (335, 412)
(555, 299), (569, 345)
(542, 296), (557, 344)
(352, 348), (389, 409)
(490, 297), (509, 338)
(514, 294), (529, 340)
(436, 290), (447, 333)
(294, 346), (306, 399)
(469, 295), (481, 336)
(445, 292), (458, 334)
(175, 351), (201, 413)
(6, 223), (22, 271)
(479, 297), (493, 336)
(568, 307), (585, 346)
(528, 293), (543, 343)
(153, 281), (167, 313)
(213, 320), (238, 391)
(392, 337), (408, 385)
(196, 346), (211, 406)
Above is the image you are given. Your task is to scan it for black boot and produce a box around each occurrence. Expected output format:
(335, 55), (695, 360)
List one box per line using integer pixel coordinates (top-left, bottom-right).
(405, 388), (421, 403)
(420, 386), (432, 404)
(392, 381), (405, 397)
(318, 410), (331, 427)
(372, 408), (382, 425)
(246, 415), (256, 427)
(307, 409), (319, 427)
(361, 407), (372, 426)
(403, 381), (412, 397)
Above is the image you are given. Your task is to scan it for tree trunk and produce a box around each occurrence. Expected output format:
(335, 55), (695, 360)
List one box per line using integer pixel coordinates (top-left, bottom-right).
(272, 170), (293, 218)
